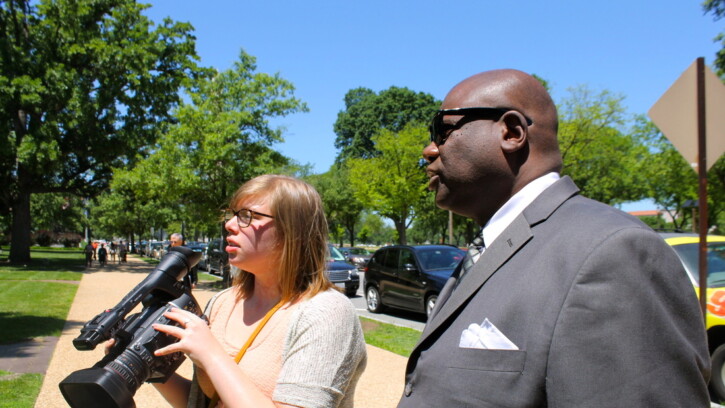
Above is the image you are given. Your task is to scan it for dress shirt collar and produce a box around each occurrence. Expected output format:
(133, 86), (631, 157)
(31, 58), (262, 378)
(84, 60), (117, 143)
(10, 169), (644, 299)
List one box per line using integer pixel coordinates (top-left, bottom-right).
(482, 172), (560, 248)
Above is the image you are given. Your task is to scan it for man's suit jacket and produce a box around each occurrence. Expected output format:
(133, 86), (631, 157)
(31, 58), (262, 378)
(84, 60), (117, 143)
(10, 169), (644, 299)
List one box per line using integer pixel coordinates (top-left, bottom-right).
(398, 177), (710, 407)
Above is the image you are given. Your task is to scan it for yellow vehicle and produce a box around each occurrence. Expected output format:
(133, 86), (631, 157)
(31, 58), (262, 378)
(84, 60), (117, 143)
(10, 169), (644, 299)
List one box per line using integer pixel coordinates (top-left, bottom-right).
(661, 233), (725, 401)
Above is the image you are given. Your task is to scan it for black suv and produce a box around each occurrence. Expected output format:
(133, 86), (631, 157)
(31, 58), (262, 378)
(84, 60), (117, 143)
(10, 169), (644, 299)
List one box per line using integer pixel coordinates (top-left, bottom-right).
(364, 245), (465, 317)
(205, 238), (230, 285)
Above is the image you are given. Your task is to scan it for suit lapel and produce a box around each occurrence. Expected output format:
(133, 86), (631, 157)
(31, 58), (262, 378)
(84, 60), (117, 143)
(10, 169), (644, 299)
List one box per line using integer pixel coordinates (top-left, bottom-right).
(422, 216), (532, 338)
(415, 176), (580, 346)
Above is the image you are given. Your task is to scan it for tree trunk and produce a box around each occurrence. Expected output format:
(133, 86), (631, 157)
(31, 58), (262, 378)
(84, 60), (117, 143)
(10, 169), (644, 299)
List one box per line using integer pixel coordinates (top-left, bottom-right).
(347, 225), (356, 247)
(9, 187), (32, 264)
(395, 220), (407, 245)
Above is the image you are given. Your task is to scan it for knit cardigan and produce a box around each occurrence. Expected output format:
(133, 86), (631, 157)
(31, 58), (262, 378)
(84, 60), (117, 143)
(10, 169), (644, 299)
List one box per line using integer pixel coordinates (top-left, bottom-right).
(187, 288), (367, 408)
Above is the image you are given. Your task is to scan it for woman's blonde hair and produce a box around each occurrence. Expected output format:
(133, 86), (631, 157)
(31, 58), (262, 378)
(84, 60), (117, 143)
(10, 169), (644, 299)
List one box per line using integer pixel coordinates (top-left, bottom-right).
(229, 174), (333, 302)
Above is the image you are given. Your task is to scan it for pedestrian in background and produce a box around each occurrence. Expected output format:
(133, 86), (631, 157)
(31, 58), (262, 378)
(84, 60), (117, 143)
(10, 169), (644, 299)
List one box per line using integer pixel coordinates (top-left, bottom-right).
(84, 242), (94, 268)
(169, 233), (197, 290)
(118, 241), (127, 263)
(109, 242), (117, 264)
(97, 244), (107, 267)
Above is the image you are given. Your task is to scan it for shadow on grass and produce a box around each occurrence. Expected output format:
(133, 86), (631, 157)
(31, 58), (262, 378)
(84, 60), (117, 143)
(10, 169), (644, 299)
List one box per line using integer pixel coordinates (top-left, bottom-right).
(0, 250), (84, 273)
(0, 313), (68, 345)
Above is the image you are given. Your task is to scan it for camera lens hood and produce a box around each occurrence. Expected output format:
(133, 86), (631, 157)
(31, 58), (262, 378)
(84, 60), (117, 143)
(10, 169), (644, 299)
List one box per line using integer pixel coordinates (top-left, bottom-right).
(59, 367), (136, 408)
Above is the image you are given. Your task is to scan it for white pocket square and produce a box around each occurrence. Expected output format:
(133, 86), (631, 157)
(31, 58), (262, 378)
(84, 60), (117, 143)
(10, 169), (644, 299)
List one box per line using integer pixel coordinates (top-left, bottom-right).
(459, 318), (519, 350)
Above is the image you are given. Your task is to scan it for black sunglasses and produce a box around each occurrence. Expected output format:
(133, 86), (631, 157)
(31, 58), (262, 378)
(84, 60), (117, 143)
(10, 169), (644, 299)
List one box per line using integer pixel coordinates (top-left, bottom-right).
(429, 107), (534, 146)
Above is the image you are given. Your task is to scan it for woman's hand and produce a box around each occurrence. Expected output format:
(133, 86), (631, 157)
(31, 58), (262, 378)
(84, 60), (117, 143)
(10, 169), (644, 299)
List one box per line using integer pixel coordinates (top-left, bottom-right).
(103, 338), (116, 355)
(153, 307), (223, 370)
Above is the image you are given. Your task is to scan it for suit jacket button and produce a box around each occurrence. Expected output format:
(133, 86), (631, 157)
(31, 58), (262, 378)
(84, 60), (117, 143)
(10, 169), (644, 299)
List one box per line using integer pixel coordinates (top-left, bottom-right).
(404, 382), (412, 396)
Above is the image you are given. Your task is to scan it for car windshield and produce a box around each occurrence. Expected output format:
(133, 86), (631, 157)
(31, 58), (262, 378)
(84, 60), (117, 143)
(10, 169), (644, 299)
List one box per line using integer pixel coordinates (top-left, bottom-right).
(349, 248), (370, 255)
(670, 242), (725, 287)
(328, 245), (346, 261)
(417, 248), (465, 270)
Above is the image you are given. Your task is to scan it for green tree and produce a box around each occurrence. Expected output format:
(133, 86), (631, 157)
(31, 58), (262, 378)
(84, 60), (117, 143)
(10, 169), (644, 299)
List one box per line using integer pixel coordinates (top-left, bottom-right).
(357, 212), (395, 246)
(308, 166), (364, 247)
(557, 86), (649, 205)
(348, 124), (429, 244)
(126, 50), (308, 234)
(704, 0), (725, 77)
(89, 165), (173, 247)
(636, 116), (725, 232)
(333, 86), (439, 161)
(0, 0), (204, 262)
(634, 117), (698, 230)
(31, 193), (83, 234)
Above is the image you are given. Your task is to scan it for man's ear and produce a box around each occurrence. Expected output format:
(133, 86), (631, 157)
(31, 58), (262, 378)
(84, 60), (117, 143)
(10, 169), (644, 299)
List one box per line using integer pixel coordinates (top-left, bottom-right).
(500, 111), (528, 153)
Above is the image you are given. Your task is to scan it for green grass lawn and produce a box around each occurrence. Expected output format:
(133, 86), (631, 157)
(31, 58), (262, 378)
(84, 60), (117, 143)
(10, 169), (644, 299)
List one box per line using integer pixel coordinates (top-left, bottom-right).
(0, 247), (83, 408)
(0, 370), (43, 408)
(359, 316), (421, 357)
(0, 247), (83, 343)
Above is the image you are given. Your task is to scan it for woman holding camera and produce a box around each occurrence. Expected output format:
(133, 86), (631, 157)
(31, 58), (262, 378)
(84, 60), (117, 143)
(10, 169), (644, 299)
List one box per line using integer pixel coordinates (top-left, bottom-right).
(152, 174), (367, 408)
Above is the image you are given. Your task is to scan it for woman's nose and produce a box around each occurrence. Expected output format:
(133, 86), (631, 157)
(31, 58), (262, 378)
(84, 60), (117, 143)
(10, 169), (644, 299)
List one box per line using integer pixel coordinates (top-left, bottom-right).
(224, 217), (237, 234)
(422, 142), (440, 163)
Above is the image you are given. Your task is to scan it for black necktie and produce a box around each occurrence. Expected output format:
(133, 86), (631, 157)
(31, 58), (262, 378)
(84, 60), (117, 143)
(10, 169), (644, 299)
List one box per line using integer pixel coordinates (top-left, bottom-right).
(459, 232), (485, 282)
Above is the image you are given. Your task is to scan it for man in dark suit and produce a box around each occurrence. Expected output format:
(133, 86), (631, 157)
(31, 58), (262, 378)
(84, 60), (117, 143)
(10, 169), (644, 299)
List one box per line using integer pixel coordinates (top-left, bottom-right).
(398, 69), (711, 407)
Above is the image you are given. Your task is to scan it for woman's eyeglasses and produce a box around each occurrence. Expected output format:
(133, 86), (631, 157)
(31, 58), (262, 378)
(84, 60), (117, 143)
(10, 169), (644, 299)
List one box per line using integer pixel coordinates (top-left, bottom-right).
(222, 208), (274, 228)
(429, 107), (533, 146)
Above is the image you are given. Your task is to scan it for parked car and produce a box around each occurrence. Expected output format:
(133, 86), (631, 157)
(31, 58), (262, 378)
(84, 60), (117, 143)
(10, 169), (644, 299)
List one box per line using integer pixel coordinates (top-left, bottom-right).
(661, 232), (725, 401)
(205, 238), (229, 276)
(149, 242), (165, 259)
(338, 246), (372, 270)
(327, 244), (360, 297)
(364, 245), (465, 317)
(135, 241), (148, 255)
(190, 242), (209, 271)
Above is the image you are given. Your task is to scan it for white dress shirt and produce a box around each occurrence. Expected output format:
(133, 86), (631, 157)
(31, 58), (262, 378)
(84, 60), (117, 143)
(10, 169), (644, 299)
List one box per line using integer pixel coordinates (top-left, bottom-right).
(482, 172), (560, 249)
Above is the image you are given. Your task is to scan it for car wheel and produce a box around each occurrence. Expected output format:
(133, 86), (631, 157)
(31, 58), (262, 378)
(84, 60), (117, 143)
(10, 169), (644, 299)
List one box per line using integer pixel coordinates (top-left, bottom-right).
(710, 343), (725, 401)
(425, 294), (438, 318)
(366, 286), (384, 313)
(345, 287), (357, 297)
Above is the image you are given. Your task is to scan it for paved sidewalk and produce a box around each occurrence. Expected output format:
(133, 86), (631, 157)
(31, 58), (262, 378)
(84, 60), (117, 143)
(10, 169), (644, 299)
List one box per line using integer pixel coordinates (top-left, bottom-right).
(32, 255), (406, 408)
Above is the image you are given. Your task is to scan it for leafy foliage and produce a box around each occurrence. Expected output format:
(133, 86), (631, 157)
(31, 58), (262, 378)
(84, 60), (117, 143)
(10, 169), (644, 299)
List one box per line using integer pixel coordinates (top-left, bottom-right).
(557, 86), (649, 205)
(635, 115), (725, 232)
(90, 50), (309, 240)
(348, 124), (430, 244)
(307, 167), (364, 246)
(0, 0), (205, 262)
(703, 0), (725, 77)
(333, 86), (439, 161)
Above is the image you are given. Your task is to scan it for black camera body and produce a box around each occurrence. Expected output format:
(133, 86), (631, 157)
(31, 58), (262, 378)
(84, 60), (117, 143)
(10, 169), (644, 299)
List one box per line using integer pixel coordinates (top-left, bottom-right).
(59, 246), (203, 408)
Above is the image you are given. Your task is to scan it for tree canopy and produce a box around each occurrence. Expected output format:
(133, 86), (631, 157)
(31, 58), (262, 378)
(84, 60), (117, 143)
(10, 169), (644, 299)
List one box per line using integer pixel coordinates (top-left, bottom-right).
(704, 0), (725, 76)
(90, 50), (309, 243)
(1, 0), (205, 262)
(333, 86), (439, 162)
(557, 85), (649, 205)
(347, 124), (430, 244)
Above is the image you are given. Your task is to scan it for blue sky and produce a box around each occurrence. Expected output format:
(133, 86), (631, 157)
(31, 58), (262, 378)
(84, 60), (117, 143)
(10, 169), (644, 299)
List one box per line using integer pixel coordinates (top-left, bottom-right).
(143, 0), (722, 211)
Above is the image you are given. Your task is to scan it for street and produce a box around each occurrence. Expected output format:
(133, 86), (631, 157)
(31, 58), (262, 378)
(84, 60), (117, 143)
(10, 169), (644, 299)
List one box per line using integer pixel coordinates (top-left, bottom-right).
(349, 273), (427, 332)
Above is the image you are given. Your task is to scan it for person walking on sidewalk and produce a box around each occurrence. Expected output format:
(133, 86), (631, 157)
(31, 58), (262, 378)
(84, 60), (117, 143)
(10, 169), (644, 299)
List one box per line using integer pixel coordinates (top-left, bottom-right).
(118, 241), (127, 263)
(84, 242), (94, 267)
(151, 175), (367, 408)
(97, 244), (107, 267)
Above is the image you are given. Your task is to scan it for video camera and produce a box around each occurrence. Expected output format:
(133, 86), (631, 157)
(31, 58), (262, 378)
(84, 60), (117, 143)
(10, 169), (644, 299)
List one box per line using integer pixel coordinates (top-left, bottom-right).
(59, 246), (203, 408)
